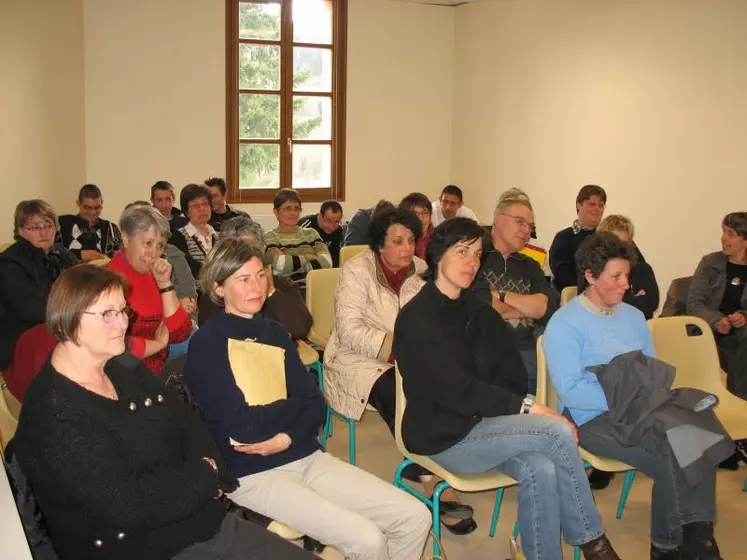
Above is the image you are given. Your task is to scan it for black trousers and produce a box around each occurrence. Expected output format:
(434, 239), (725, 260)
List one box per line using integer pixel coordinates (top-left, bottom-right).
(368, 367), (431, 482)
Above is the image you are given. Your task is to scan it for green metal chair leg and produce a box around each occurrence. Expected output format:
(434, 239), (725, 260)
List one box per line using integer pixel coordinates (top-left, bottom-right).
(347, 417), (356, 465)
(616, 470), (637, 519)
(488, 487), (505, 537)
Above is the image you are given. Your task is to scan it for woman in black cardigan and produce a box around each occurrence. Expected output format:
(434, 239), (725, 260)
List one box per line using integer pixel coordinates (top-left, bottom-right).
(13, 265), (312, 560)
(393, 218), (618, 560)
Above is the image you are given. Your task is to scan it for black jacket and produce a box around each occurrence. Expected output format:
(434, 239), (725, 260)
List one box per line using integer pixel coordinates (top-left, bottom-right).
(623, 261), (660, 320)
(589, 351), (734, 486)
(299, 214), (343, 267)
(14, 354), (235, 560)
(0, 239), (78, 369)
(393, 281), (527, 455)
(58, 214), (121, 259)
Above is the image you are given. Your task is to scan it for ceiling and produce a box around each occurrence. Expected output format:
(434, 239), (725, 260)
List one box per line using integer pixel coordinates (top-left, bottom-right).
(390, 0), (481, 6)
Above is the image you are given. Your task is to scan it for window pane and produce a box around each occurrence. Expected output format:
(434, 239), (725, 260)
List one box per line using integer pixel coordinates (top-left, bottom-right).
(239, 144), (280, 188)
(239, 2), (281, 40)
(293, 0), (332, 44)
(293, 96), (331, 140)
(239, 44), (280, 90)
(292, 144), (331, 188)
(239, 94), (280, 139)
(293, 47), (332, 92)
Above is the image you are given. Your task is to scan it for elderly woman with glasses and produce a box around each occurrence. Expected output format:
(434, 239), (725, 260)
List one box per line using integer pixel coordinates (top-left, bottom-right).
(13, 265), (314, 560)
(0, 199), (78, 400)
(108, 204), (192, 374)
(198, 216), (311, 340)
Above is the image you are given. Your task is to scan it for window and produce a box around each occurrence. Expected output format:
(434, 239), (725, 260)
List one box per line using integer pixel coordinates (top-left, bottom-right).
(226, 0), (347, 204)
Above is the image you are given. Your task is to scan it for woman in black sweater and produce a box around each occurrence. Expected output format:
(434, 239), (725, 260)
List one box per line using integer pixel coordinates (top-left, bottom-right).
(393, 218), (619, 560)
(13, 265), (312, 560)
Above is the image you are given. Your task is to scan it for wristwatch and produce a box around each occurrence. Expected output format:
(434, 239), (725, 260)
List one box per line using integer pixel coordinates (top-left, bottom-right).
(520, 394), (534, 415)
(499, 291), (507, 303)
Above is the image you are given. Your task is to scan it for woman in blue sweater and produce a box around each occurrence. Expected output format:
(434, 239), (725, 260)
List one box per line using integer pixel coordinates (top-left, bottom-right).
(543, 233), (721, 560)
(184, 237), (430, 560)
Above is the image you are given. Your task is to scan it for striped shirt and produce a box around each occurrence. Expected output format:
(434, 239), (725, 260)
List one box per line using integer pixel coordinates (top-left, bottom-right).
(265, 227), (333, 291)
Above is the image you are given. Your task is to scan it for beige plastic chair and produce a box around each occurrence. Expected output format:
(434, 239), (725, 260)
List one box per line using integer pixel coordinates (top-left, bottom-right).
(305, 268), (340, 348)
(266, 521), (303, 541)
(648, 315), (747, 440)
(296, 340), (320, 367)
(0, 376), (20, 455)
(0, 242), (14, 253)
(88, 257), (111, 267)
(338, 245), (367, 268)
(560, 286), (578, 307)
(393, 366), (516, 554)
(536, 337), (637, 518)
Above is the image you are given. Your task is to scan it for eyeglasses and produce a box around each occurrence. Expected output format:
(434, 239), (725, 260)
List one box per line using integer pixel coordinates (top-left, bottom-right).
(500, 213), (535, 231)
(413, 209), (431, 218)
(23, 223), (56, 234)
(188, 201), (211, 211)
(83, 306), (134, 324)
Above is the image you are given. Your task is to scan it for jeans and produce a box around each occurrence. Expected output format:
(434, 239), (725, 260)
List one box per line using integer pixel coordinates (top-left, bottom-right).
(167, 326), (197, 362)
(519, 349), (538, 395)
(578, 412), (716, 549)
(430, 415), (603, 560)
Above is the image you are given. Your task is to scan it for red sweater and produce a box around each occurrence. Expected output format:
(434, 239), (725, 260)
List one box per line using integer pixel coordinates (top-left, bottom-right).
(108, 251), (192, 374)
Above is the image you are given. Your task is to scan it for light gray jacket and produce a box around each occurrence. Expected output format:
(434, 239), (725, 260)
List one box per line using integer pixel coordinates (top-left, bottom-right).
(686, 251), (747, 329)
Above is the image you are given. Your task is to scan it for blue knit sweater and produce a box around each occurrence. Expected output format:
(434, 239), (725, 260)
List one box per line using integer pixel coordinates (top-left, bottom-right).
(184, 309), (325, 478)
(542, 297), (656, 426)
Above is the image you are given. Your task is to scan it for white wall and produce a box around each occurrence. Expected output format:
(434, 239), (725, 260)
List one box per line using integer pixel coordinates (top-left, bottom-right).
(452, 0), (747, 300)
(0, 0), (86, 242)
(81, 0), (454, 224)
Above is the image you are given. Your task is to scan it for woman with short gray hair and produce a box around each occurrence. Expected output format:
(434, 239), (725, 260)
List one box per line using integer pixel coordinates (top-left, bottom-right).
(198, 217), (311, 338)
(108, 204), (192, 374)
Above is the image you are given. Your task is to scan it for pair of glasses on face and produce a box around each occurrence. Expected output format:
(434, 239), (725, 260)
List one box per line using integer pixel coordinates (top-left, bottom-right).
(500, 213), (535, 231)
(83, 306), (134, 324)
(23, 223), (56, 234)
(413, 209), (431, 219)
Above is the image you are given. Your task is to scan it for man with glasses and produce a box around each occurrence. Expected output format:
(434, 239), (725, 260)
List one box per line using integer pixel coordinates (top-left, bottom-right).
(470, 188), (556, 393)
(298, 200), (344, 266)
(549, 184), (607, 291)
(431, 184), (478, 227)
(59, 184), (122, 262)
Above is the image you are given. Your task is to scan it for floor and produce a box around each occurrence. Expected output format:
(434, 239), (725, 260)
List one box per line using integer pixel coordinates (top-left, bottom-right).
(320, 411), (747, 560)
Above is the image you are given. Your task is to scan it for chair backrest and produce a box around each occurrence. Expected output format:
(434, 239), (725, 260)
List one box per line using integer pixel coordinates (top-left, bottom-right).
(88, 257), (111, 267)
(0, 242), (14, 253)
(660, 276), (693, 317)
(339, 245), (367, 268)
(534, 335), (559, 410)
(0, 376), (19, 454)
(560, 286), (578, 307)
(394, 365), (408, 457)
(305, 267), (341, 347)
(648, 315), (723, 391)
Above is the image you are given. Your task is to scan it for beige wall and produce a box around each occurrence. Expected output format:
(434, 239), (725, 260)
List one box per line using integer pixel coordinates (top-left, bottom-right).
(0, 0), (86, 243)
(81, 0), (454, 228)
(452, 0), (747, 302)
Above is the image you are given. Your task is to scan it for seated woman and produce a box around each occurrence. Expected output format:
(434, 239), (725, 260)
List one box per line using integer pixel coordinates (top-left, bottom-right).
(108, 204), (192, 374)
(264, 188), (332, 295)
(0, 199), (78, 400)
(198, 216), (312, 339)
(13, 264), (313, 560)
(395, 218), (619, 560)
(687, 211), (747, 387)
(596, 214), (659, 319)
(171, 183), (220, 278)
(324, 208), (476, 535)
(398, 192), (433, 259)
(184, 237), (430, 560)
(544, 233), (722, 560)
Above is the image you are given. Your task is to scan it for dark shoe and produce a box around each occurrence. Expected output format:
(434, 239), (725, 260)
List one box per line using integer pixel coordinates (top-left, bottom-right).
(717, 452), (740, 470)
(441, 516), (477, 536)
(579, 534), (621, 560)
(682, 521), (721, 560)
(588, 468), (615, 490)
(438, 500), (474, 520)
(651, 543), (683, 559)
(303, 536), (326, 554)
